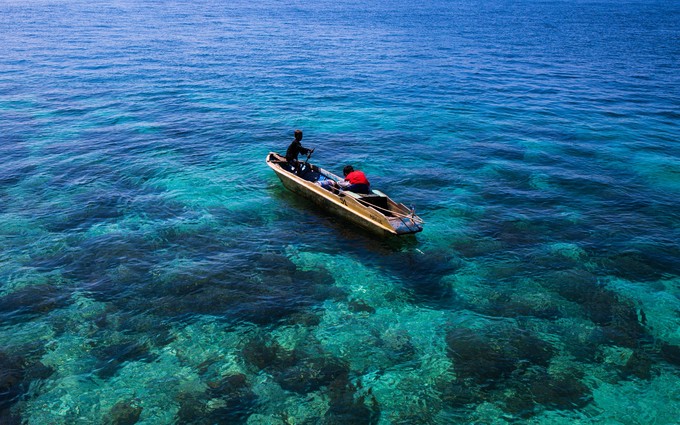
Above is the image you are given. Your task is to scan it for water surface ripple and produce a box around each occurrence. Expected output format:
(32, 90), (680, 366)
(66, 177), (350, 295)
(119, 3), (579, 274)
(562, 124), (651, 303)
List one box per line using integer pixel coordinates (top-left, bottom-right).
(1, 0), (679, 423)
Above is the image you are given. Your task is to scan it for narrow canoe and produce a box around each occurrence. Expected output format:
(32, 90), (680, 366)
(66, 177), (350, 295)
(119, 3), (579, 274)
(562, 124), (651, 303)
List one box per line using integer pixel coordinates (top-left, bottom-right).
(266, 152), (424, 236)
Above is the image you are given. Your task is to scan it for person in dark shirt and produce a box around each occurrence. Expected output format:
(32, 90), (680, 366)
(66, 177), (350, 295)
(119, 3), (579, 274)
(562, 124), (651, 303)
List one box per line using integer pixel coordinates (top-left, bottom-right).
(285, 129), (313, 174)
(339, 165), (371, 194)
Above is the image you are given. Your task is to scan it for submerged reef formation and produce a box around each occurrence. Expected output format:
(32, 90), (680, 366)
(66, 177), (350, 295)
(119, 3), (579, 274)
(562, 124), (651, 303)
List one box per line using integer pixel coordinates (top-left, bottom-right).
(442, 325), (590, 417)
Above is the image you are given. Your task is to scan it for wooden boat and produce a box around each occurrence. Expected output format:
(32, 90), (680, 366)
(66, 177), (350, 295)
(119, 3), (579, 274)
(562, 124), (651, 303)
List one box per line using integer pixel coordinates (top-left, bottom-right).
(266, 152), (424, 236)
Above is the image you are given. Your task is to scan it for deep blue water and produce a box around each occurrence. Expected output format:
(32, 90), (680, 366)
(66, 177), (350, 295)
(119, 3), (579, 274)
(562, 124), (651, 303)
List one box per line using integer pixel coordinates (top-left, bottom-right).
(1, 0), (679, 423)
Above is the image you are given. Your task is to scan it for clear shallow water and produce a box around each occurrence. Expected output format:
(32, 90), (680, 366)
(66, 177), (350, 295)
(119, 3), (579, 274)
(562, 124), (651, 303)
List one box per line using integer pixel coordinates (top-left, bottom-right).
(1, 0), (679, 423)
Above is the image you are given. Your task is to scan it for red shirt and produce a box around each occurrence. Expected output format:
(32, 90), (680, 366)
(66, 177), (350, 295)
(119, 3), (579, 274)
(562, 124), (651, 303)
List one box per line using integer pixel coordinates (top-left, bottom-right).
(344, 170), (369, 186)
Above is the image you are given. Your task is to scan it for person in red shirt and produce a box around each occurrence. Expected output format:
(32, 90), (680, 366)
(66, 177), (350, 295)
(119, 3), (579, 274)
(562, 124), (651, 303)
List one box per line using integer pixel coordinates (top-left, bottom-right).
(340, 165), (371, 194)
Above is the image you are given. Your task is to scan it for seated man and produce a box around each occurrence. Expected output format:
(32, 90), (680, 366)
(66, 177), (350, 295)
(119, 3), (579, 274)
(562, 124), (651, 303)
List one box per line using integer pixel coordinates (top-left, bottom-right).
(339, 165), (370, 194)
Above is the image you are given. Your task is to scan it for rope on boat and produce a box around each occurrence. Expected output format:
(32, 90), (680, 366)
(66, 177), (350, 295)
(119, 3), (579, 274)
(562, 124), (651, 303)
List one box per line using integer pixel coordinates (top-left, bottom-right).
(357, 197), (424, 223)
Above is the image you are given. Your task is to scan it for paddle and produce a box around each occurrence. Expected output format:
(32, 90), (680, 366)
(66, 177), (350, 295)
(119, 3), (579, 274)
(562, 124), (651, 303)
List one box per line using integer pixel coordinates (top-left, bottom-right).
(301, 148), (315, 172)
(305, 148), (315, 163)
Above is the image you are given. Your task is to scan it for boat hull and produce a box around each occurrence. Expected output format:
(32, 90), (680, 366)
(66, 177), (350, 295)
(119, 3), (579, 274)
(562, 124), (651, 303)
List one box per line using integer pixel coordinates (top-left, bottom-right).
(266, 152), (423, 237)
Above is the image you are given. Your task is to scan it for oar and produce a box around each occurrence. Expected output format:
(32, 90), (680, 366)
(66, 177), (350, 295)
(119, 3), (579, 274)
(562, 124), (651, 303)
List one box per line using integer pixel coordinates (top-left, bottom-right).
(302, 148), (315, 171)
(304, 148), (315, 164)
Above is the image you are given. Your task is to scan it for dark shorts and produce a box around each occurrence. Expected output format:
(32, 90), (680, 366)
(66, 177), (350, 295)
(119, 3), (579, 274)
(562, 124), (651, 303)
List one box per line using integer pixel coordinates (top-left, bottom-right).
(346, 184), (370, 194)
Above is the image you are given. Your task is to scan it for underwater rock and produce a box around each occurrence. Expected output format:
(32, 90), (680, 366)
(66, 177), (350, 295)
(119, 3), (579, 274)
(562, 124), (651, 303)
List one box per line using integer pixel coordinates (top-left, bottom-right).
(449, 236), (504, 259)
(92, 340), (157, 378)
(348, 299), (375, 314)
(285, 311), (322, 327)
(445, 326), (554, 387)
(592, 299), (646, 348)
(313, 285), (348, 303)
(437, 382), (484, 408)
(0, 283), (71, 323)
(253, 252), (297, 273)
(482, 290), (562, 321)
(0, 352), (24, 410)
(660, 342), (680, 367)
(621, 350), (654, 380)
(541, 269), (600, 305)
(603, 250), (668, 282)
(61, 234), (153, 285)
(559, 324), (601, 362)
(446, 328), (511, 386)
(103, 400), (142, 425)
(206, 374), (258, 423)
(487, 217), (547, 247)
(82, 245), (340, 326)
(498, 387), (538, 418)
(91, 308), (175, 350)
(175, 393), (207, 424)
(385, 251), (460, 307)
(483, 365), (593, 417)
(128, 253), (338, 325)
(0, 408), (22, 425)
(528, 369), (591, 410)
(241, 335), (297, 372)
(437, 327), (591, 418)
(541, 270), (646, 348)
(243, 334), (352, 395)
(0, 351), (54, 421)
(44, 191), (125, 233)
(509, 299), (561, 320)
(276, 356), (350, 394)
(380, 329), (416, 362)
(176, 374), (257, 424)
(495, 367), (592, 416)
(323, 379), (380, 425)
(23, 360), (54, 382)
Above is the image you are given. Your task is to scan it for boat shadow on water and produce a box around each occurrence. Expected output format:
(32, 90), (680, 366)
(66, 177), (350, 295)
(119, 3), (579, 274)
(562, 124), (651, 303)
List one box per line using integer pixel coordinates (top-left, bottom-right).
(266, 181), (458, 307)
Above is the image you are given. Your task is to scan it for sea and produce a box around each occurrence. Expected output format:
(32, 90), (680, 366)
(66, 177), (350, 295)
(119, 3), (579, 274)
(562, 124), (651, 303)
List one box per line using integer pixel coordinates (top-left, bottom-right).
(1, 0), (679, 423)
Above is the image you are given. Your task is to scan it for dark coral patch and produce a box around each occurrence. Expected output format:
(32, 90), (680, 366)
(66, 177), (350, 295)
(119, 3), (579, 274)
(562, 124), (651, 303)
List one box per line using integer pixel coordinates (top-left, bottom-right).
(660, 343), (680, 367)
(0, 350), (54, 419)
(528, 368), (591, 410)
(620, 350), (655, 380)
(348, 299), (376, 314)
(323, 379), (380, 425)
(441, 324), (596, 417)
(176, 374), (257, 424)
(241, 335), (297, 372)
(602, 250), (671, 282)
(0, 408), (22, 425)
(0, 352), (24, 411)
(43, 191), (127, 233)
(541, 270), (646, 348)
(498, 366), (592, 417)
(121, 252), (340, 326)
(207, 374), (258, 423)
(445, 327), (554, 387)
(437, 382), (483, 408)
(276, 356), (349, 394)
(0, 284), (72, 324)
(103, 400), (143, 425)
(379, 329), (416, 363)
(384, 251), (460, 307)
(446, 328), (513, 386)
(92, 341), (157, 378)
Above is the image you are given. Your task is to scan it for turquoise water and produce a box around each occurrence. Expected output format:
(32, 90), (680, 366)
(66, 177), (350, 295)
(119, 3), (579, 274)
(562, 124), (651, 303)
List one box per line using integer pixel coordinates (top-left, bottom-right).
(2, 0), (680, 423)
